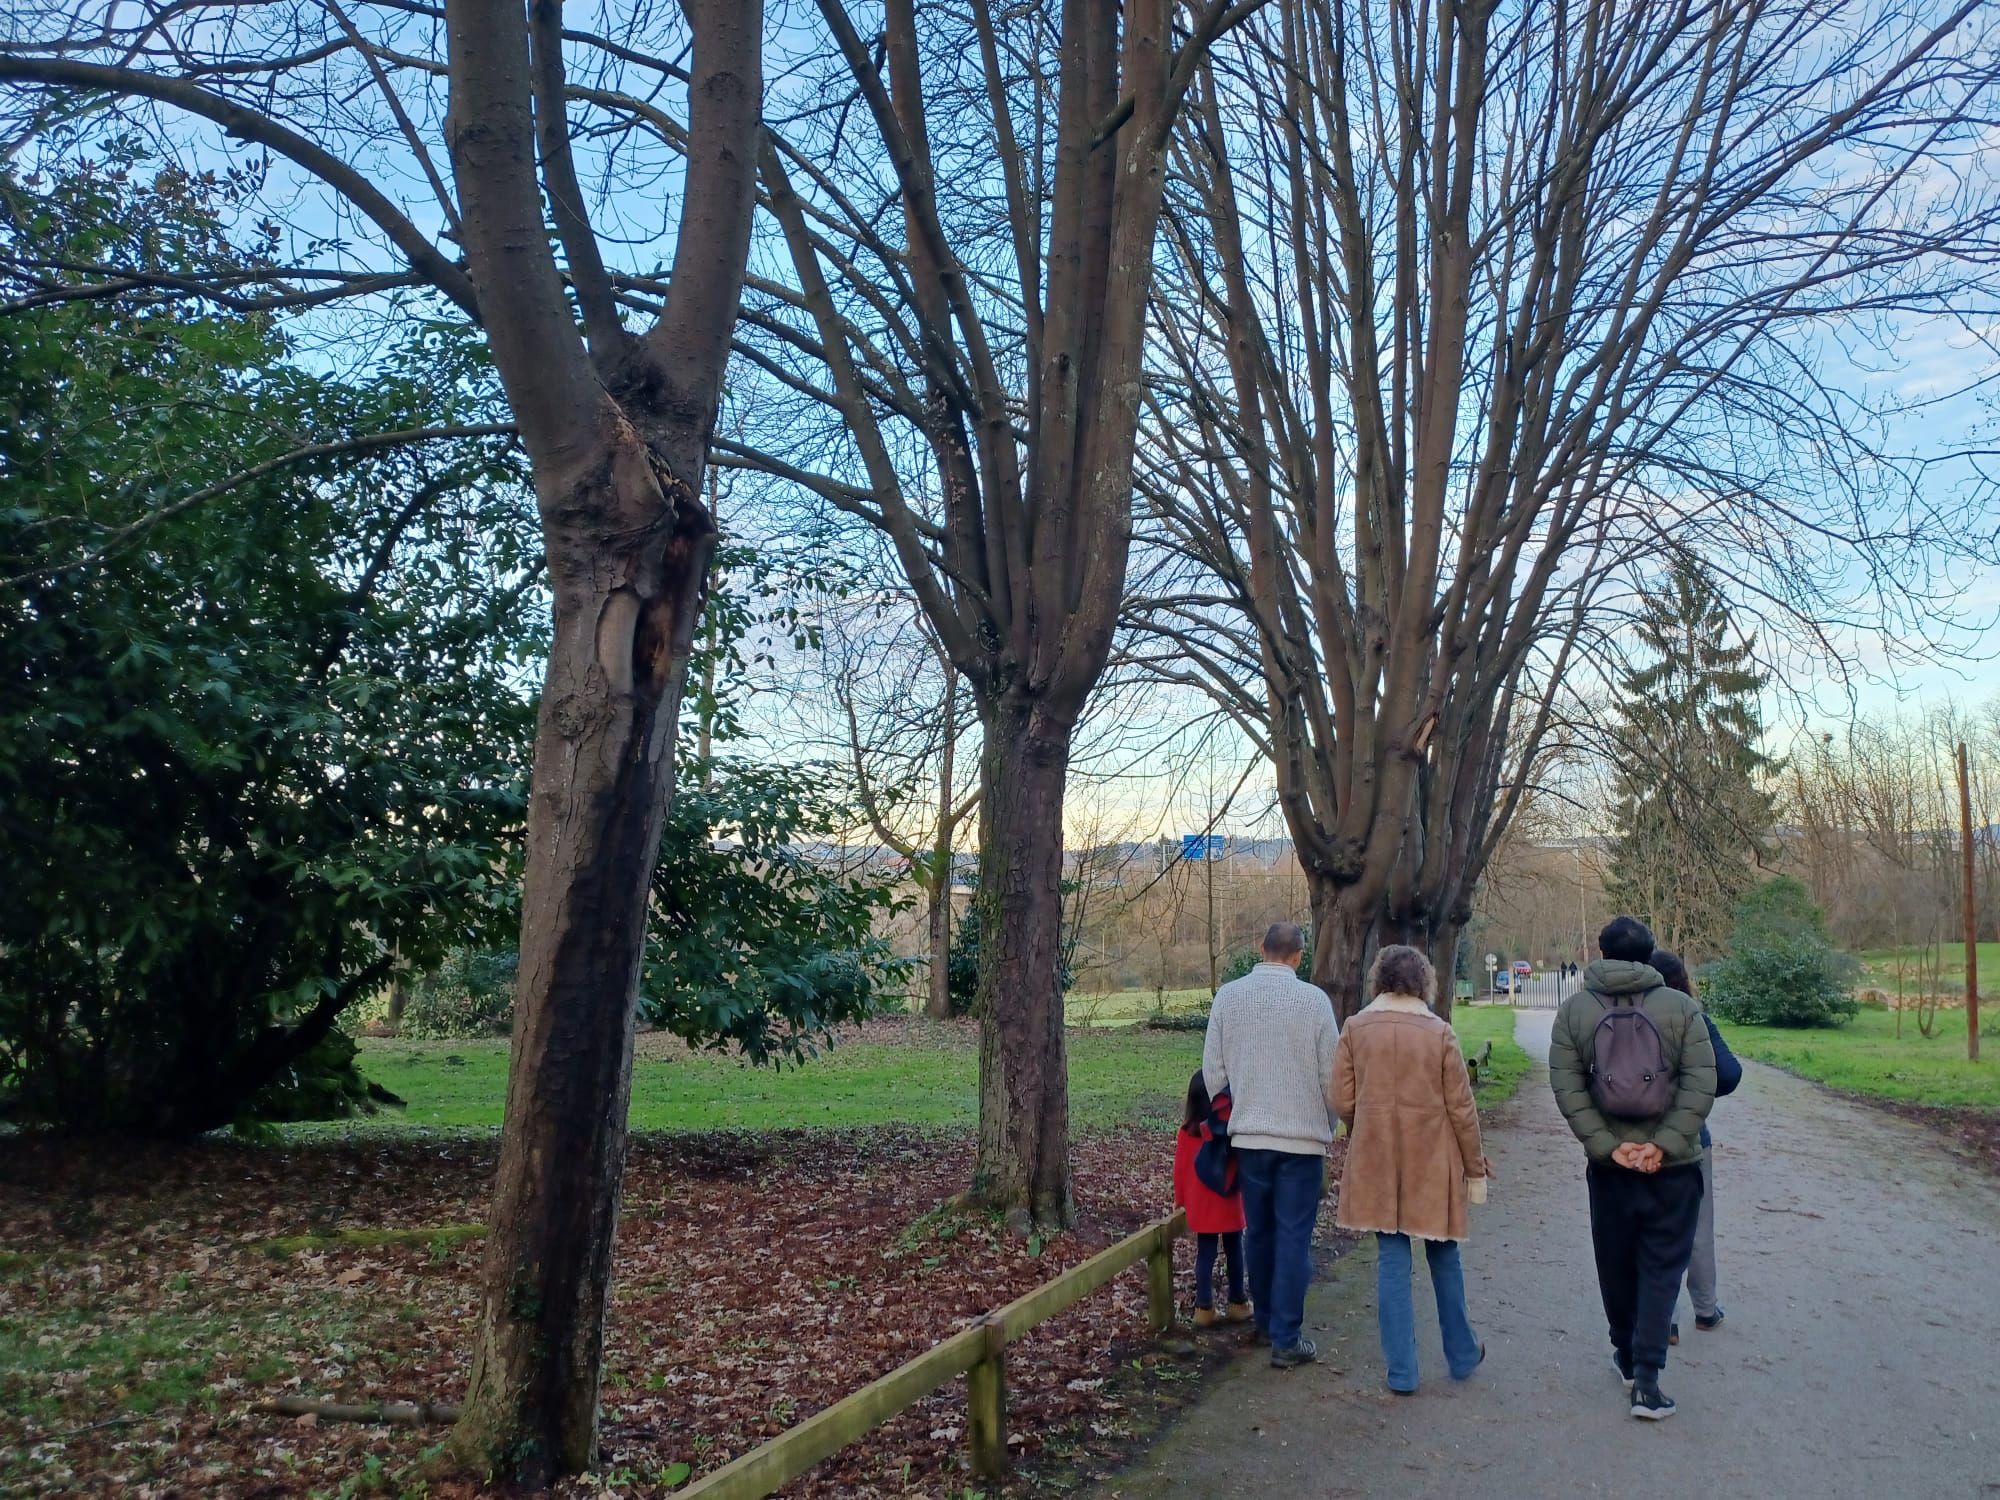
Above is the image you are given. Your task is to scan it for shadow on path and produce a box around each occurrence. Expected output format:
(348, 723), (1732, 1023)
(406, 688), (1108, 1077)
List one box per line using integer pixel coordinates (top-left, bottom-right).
(1092, 1011), (2000, 1500)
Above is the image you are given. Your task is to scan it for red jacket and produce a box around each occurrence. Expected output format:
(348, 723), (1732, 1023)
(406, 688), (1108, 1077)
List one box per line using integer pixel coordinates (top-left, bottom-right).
(1173, 1124), (1246, 1234)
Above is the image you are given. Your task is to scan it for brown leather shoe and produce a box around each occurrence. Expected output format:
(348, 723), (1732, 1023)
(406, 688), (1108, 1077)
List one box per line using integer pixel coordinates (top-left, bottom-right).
(1225, 1301), (1253, 1323)
(1193, 1305), (1218, 1329)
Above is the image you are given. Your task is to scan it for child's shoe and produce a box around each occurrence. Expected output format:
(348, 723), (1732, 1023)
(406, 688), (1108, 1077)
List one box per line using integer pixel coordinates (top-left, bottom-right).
(1225, 1301), (1253, 1323)
(1192, 1305), (1218, 1329)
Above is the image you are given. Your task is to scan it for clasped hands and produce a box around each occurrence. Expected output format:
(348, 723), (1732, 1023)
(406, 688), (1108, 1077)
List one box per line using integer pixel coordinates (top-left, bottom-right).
(1611, 1141), (1664, 1173)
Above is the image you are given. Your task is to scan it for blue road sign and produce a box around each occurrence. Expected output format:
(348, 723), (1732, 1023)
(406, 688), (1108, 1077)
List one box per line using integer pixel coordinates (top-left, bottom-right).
(1180, 833), (1224, 862)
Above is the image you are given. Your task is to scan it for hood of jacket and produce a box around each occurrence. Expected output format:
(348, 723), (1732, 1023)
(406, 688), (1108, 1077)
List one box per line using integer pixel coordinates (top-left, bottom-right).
(1581, 958), (1665, 996)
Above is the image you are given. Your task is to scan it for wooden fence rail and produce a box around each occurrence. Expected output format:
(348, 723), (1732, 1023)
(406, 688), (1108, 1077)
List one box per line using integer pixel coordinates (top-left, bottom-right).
(681, 1207), (1190, 1500)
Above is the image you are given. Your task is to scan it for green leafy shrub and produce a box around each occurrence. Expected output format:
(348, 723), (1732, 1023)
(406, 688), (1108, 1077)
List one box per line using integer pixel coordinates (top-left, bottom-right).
(1702, 877), (1860, 1028)
(1222, 934), (1314, 985)
(0, 152), (536, 1135)
(249, 1030), (402, 1122)
(400, 950), (521, 1039)
(642, 754), (912, 1063)
(946, 903), (984, 1017)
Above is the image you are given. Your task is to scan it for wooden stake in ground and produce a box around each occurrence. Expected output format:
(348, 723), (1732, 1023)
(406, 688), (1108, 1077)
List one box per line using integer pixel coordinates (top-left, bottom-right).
(1961, 741), (1981, 1063)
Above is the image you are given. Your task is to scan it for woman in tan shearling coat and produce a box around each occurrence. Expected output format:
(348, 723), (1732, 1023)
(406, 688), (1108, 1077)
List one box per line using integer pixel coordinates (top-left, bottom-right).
(1333, 944), (1490, 1393)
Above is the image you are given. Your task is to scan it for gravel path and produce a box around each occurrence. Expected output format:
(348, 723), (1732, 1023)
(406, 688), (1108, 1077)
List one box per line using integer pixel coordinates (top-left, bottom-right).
(1096, 1010), (2000, 1500)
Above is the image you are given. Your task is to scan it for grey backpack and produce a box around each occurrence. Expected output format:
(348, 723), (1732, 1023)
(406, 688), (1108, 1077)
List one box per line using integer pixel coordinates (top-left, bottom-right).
(1587, 992), (1675, 1119)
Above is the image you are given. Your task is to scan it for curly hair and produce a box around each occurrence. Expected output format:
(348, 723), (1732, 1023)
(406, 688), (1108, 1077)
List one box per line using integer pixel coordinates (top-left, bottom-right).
(1367, 943), (1435, 1003)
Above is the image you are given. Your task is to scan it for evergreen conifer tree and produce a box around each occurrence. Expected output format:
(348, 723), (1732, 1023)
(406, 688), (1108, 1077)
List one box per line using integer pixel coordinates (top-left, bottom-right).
(1606, 558), (1780, 959)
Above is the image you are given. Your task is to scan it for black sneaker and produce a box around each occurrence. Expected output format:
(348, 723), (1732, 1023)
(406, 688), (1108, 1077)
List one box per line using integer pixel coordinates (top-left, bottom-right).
(1695, 1308), (1725, 1331)
(1270, 1338), (1319, 1370)
(1631, 1379), (1676, 1420)
(1612, 1352), (1634, 1390)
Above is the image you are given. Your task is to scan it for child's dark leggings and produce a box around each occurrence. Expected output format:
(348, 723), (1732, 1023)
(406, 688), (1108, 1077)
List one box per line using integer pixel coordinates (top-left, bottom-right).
(1195, 1230), (1246, 1308)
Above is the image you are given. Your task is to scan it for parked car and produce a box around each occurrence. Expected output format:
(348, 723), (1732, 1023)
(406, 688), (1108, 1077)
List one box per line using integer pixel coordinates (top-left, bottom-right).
(1512, 959), (1533, 977)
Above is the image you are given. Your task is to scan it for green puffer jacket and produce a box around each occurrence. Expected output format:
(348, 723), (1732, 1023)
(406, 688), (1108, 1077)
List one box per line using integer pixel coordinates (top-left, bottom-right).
(1549, 959), (1716, 1169)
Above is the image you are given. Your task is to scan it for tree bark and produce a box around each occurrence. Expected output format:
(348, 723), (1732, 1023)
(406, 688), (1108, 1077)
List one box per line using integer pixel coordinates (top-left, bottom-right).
(970, 700), (1076, 1230)
(1425, 917), (1464, 1022)
(446, 452), (715, 1484)
(438, 0), (760, 1481)
(925, 871), (954, 1020)
(925, 663), (962, 1020)
(1309, 879), (1378, 1026)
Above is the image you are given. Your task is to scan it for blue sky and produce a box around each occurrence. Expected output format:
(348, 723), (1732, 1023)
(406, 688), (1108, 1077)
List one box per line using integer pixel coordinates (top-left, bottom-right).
(13, 0), (1997, 819)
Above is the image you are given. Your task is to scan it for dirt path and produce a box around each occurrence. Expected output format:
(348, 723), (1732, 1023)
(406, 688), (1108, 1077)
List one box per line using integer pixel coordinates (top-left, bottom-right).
(1096, 1011), (2000, 1500)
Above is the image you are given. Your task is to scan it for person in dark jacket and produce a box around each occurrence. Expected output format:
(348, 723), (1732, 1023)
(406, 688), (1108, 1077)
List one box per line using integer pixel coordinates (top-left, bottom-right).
(1551, 916), (1716, 1420)
(1652, 949), (1741, 1339)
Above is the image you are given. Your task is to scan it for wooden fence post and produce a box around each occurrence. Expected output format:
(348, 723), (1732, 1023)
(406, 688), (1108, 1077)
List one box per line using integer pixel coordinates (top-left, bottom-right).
(1146, 1232), (1174, 1335)
(966, 1319), (1006, 1480)
(682, 1212), (1185, 1500)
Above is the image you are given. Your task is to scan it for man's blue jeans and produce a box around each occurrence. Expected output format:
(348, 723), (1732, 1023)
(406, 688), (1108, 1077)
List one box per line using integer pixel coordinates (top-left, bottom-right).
(1375, 1233), (1482, 1391)
(1233, 1147), (1324, 1350)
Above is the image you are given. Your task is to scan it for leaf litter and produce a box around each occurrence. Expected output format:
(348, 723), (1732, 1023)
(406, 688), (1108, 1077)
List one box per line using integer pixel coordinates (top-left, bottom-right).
(0, 1127), (1351, 1498)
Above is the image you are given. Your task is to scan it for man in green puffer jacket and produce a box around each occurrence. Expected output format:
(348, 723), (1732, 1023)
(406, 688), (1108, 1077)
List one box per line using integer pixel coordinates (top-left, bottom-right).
(1550, 916), (1716, 1422)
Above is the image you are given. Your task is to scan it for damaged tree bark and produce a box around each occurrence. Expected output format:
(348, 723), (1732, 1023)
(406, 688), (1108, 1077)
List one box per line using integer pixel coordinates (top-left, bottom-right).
(438, 0), (762, 1481)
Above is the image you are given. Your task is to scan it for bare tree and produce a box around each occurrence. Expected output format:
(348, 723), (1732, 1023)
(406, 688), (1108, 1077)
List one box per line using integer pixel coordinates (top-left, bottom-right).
(1130, 0), (2000, 1018)
(2, 1), (761, 1480)
(1784, 701), (2000, 956)
(826, 600), (982, 1018)
(734, 0), (1264, 1226)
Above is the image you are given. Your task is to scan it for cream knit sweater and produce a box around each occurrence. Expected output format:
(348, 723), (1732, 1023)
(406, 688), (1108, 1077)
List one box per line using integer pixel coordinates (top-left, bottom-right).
(1201, 962), (1341, 1155)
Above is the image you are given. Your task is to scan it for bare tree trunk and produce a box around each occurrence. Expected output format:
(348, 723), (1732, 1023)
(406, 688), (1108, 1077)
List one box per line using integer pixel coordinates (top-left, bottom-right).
(762, 0), (1247, 1228)
(925, 870), (954, 1020)
(447, 472), (719, 1468)
(926, 666), (962, 1020)
(1426, 918), (1464, 1021)
(1309, 877), (1377, 1025)
(447, 472), (713, 1481)
(437, 0), (761, 1480)
(384, 974), (409, 1036)
(970, 700), (1075, 1230)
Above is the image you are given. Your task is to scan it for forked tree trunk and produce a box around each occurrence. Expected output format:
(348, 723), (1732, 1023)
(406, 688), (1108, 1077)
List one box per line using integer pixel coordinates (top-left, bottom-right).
(970, 700), (1075, 1230)
(448, 453), (714, 1483)
(435, 0), (757, 1478)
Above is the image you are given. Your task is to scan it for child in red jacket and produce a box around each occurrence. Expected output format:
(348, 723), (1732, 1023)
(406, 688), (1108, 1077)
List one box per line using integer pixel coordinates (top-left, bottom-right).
(1174, 1069), (1250, 1328)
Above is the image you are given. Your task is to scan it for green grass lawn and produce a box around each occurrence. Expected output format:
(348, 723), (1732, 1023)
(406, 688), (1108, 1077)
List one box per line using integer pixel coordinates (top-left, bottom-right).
(338, 993), (1534, 1139)
(1856, 942), (1999, 997)
(1724, 1003), (1997, 1108)
(1451, 1004), (1531, 1106)
(334, 1026), (1204, 1138)
(1063, 987), (1213, 1026)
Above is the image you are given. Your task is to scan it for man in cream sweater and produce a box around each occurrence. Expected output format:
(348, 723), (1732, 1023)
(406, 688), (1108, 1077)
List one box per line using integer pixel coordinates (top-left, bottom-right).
(1201, 922), (1340, 1368)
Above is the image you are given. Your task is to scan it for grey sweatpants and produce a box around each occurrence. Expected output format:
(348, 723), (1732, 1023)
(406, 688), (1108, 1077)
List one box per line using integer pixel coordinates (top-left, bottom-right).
(1684, 1147), (1718, 1319)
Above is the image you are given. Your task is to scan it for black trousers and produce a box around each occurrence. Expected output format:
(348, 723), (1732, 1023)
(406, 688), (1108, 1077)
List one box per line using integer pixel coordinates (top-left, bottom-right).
(1586, 1160), (1704, 1378)
(1194, 1230), (1245, 1307)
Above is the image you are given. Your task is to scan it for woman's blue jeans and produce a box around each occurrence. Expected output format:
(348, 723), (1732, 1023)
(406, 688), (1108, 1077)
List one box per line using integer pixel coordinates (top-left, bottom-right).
(1376, 1233), (1481, 1392)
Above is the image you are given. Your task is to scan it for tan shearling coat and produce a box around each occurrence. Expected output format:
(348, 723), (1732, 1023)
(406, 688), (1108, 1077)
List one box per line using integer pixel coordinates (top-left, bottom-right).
(1333, 996), (1486, 1243)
